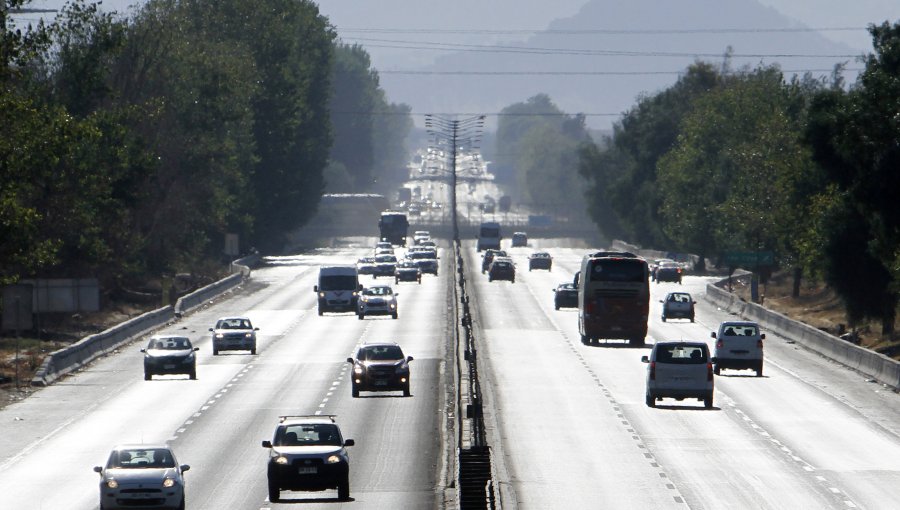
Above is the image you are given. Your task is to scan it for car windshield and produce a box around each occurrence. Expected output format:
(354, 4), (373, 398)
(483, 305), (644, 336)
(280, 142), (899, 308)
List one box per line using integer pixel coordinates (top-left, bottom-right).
(107, 448), (176, 469)
(148, 337), (190, 350)
(319, 275), (357, 291)
(376, 255), (397, 263)
(668, 293), (691, 303)
(216, 318), (251, 329)
(363, 287), (393, 296)
(359, 345), (404, 361)
(656, 344), (708, 364)
(276, 424), (342, 447)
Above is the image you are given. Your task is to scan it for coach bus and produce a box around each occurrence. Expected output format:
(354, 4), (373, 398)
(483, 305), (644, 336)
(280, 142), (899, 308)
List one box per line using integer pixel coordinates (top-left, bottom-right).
(576, 251), (649, 346)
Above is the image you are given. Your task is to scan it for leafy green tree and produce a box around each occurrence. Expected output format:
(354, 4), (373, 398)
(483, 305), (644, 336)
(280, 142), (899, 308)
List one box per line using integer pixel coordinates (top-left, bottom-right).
(371, 100), (413, 193)
(329, 43), (377, 191)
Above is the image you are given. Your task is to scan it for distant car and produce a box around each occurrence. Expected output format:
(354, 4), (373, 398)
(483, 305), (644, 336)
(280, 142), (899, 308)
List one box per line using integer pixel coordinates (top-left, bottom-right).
(356, 257), (377, 275)
(347, 341), (413, 397)
(660, 292), (695, 322)
(481, 249), (507, 273)
(374, 241), (393, 252)
(357, 284), (398, 319)
(650, 258), (675, 281)
(655, 261), (683, 283)
(374, 247), (394, 256)
(511, 232), (528, 247)
(642, 341), (715, 409)
(413, 231), (431, 245)
(417, 239), (436, 249)
(209, 316), (258, 355)
(406, 250), (438, 275)
(488, 257), (516, 283)
(528, 252), (552, 271)
(262, 415), (354, 502)
(395, 260), (421, 284)
(712, 321), (765, 376)
(553, 282), (578, 310)
(372, 254), (398, 278)
(94, 444), (190, 510)
(141, 335), (198, 380)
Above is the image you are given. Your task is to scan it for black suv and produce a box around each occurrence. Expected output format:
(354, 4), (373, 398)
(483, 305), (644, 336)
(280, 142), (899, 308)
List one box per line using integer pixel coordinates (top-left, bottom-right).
(347, 342), (413, 397)
(262, 415), (354, 501)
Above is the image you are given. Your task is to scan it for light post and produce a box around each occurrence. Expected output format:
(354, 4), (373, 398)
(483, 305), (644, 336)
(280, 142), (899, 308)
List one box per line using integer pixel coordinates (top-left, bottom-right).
(424, 114), (485, 242)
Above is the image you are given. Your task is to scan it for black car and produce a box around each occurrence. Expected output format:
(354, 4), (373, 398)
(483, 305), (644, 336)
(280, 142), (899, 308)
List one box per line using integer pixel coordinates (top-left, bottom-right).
(141, 335), (198, 380)
(347, 342), (413, 397)
(553, 283), (578, 310)
(528, 252), (553, 271)
(394, 260), (421, 283)
(262, 415), (354, 502)
(488, 257), (516, 283)
(655, 262), (683, 283)
(481, 249), (507, 273)
(372, 254), (398, 278)
(407, 250), (438, 275)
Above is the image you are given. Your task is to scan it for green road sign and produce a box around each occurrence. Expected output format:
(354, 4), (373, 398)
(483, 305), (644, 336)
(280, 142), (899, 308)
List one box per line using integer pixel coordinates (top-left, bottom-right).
(722, 251), (774, 267)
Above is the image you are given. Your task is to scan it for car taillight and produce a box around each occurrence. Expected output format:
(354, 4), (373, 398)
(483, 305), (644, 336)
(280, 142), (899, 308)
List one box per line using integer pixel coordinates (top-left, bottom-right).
(586, 300), (594, 314)
(757, 339), (764, 350)
(707, 362), (714, 381)
(716, 340), (723, 349)
(677, 268), (682, 273)
(649, 362), (656, 380)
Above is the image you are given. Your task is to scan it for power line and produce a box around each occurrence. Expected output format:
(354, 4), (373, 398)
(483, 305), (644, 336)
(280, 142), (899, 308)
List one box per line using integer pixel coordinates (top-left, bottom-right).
(341, 37), (860, 59)
(377, 68), (862, 76)
(338, 27), (867, 35)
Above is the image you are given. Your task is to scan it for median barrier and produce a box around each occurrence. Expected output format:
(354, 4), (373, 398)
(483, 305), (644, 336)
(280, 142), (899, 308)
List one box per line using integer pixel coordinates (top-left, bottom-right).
(706, 281), (900, 389)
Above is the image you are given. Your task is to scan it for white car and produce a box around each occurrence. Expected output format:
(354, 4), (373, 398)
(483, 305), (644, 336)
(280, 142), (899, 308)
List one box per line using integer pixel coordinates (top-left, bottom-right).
(209, 316), (258, 355)
(93, 444), (190, 510)
(413, 230), (431, 244)
(642, 341), (715, 408)
(660, 292), (695, 322)
(712, 321), (765, 376)
(357, 284), (398, 319)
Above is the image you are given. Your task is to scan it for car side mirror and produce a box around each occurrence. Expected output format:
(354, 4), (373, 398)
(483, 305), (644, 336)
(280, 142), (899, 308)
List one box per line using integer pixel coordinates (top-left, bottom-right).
(358, 284), (363, 291)
(346, 357), (354, 364)
(344, 439), (355, 447)
(140, 348), (147, 353)
(313, 285), (318, 292)
(394, 293), (399, 297)
(208, 327), (213, 332)
(255, 327), (260, 331)
(193, 347), (199, 352)
(641, 356), (649, 363)
(93, 466), (103, 474)
(262, 440), (273, 448)
(710, 332), (717, 338)
(180, 465), (190, 473)
(658, 300), (664, 303)
(710, 357), (717, 363)
(760, 333), (766, 339)
(407, 355), (414, 362)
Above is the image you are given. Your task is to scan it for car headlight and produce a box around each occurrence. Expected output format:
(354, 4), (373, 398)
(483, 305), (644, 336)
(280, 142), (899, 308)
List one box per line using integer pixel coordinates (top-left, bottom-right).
(353, 365), (363, 374)
(273, 455), (289, 465)
(162, 478), (175, 488)
(390, 303), (397, 309)
(245, 333), (253, 338)
(326, 455), (341, 464)
(319, 292), (325, 298)
(105, 479), (118, 489)
(215, 333), (224, 339)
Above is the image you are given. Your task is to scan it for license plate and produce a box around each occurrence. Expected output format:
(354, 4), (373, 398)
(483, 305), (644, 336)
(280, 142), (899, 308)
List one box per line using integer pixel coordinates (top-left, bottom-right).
(164, 364), (176, 369)
(611, 326), (622, 331)
(374, 380), (389, 386)
(298, 466), (317, 474)
(731, 350), (749, 355)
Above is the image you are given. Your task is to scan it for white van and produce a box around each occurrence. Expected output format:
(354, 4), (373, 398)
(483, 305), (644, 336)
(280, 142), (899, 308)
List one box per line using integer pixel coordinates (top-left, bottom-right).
(476, 221), (501, 252)
(314, 266), (361, 315)
(712, 321), (765, 376)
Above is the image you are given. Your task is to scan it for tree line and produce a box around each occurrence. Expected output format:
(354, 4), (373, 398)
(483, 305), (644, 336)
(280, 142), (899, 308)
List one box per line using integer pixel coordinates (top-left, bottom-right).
(1, 0), (410, 291)
(578, 22), (900, 336)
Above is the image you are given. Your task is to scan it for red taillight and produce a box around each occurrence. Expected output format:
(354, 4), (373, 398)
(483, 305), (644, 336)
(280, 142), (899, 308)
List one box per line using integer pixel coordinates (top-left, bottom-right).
(649, 362), (656, 380)
(707, 362), (714, 381)
(757, 339), (764, 350)
(586, 300), (594, 314)
(716, 340), (723, 349)
(677, 268), (682, 273)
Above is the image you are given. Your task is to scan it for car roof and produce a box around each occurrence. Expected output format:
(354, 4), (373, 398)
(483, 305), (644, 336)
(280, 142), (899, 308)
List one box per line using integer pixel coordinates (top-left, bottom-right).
(654, 341), (707, 347)
(361, 340), (401, 348)
(278, 415), (338, 426)
(150, 334), (190, 341)
(216, 316), (250, 321)
(367, 283), (393, 289)
(531, 252), (550, 256)
(112, 443), (171, 450)
(720, 321), (759, 327)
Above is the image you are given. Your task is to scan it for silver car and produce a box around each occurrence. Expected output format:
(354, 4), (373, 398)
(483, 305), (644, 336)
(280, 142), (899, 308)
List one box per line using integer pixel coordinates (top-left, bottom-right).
(357, 284), (398, 319)
(209, 316), (258, 355)
(93, 444), (189, 510)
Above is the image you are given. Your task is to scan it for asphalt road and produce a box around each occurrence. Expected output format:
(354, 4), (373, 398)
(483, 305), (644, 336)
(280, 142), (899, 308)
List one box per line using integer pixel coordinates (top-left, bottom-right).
(0, 243), (452, 509)
(467, 241), (900, 510)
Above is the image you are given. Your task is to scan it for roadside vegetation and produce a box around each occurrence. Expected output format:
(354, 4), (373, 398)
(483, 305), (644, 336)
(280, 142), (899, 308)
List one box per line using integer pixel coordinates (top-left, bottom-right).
(578, 22), (900, 341)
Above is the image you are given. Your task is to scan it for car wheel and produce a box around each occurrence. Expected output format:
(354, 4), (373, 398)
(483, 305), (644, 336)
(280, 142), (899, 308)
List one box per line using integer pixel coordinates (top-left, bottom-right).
(358, 312), (364, 320)
(352, 383), (359, 398)
(488, 276), (493, 282)
(690, 315), (695, 323)
(392, 312), (398, 319)
(268, 482), (280, 502)
(144, 371), (152, 381)
(511, 277), (515, 283)
(581, 334), (589, 345)
(756, 362), (763, 377)
(178, 495), (186, 510)
(250, 346), (257, 355)
(213, 347), (219, 355)
(713, 365), (721, 375)
(189, 368), (197, 380)
(318, 308), (323, 316)
(704, 393), (714, 409)
(395, 278), (399, 284)
(645, 392), (655, 407)
(661, 315), (667, 322)
(403, 383), (411, 397)
(338, 476), (350, 500)
(555, 304), (560, 310)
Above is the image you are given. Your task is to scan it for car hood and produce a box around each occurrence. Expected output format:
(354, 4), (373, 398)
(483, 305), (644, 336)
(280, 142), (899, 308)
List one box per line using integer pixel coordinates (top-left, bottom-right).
(273, 445), (343, 456)
(213, 328), (253, 334)
(145, 349), (193, 358)
(364, 360), (406, 369)
(104, 467), (179, 483)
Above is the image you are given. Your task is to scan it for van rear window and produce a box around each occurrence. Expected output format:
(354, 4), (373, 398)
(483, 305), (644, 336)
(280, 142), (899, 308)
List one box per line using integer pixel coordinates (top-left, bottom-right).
(588, 259), (646, 282)
(319, 275), (358, 291)
(656, 344), (708, 364)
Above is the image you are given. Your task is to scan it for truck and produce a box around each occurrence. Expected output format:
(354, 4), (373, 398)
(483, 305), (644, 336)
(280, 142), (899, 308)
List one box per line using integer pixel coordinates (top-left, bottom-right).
(314, 266), (361, 315)
(378, 211), (409, 246)
(476, 221), (501, 252)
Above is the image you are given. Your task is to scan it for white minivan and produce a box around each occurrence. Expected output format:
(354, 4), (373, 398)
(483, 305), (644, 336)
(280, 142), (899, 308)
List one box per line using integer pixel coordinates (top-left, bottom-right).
(642, 341), (715, 409)
(712, 321), (765, 376)
(314, 266), (361, 315)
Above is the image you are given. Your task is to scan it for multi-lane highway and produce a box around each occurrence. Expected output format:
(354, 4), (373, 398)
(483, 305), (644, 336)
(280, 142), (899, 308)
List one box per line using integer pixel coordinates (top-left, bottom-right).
(2, 240), (900, 509)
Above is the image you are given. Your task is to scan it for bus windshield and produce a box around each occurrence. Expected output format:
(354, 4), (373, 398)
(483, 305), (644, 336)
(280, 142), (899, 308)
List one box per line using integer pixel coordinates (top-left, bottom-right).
(588, 259), (646, 282)
(480, 227), (500, 237)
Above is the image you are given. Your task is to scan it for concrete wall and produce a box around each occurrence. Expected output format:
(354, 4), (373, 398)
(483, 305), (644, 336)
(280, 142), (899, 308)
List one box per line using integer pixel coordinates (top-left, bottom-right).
(705, 282), (900, 389)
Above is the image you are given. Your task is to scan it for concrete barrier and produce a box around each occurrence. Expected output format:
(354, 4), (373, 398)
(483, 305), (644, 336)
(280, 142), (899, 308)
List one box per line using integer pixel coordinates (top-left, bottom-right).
(705, 282), (900, 389)
(31, 306), (174, 386)
(174, 273), (243, 317)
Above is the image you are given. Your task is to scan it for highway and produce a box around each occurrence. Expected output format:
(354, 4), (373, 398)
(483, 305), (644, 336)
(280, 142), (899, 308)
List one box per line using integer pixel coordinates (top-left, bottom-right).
(2, 240), (900, 509)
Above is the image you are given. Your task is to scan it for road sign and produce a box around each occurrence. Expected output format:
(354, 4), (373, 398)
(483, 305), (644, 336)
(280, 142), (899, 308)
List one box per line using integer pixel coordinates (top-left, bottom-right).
(722, 251), (774, 267)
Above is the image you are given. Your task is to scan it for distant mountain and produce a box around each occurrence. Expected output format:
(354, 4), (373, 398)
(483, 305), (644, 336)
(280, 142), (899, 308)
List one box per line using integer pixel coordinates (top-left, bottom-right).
(371, 0), (862, 129)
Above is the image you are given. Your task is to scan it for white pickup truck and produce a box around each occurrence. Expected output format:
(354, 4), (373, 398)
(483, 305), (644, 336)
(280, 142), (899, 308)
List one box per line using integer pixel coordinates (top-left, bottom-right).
(642, 341), (715, 409)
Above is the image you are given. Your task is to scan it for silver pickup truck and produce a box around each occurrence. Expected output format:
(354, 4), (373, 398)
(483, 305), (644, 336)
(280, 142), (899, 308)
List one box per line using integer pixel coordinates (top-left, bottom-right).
(642, 341), (715, 409)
